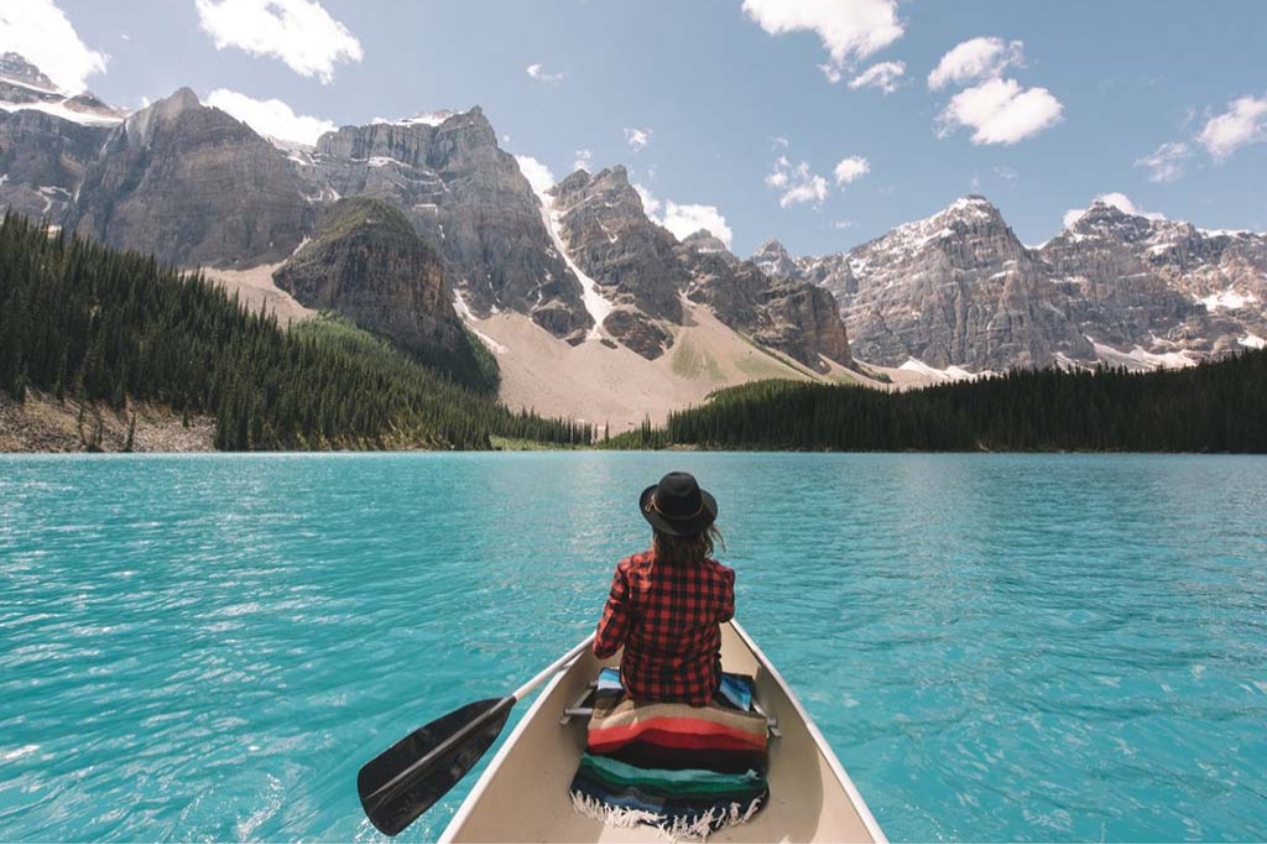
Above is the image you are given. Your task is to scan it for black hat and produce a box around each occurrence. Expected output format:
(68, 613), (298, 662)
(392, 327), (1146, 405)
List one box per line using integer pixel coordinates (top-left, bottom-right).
(639, 472), (718, 537)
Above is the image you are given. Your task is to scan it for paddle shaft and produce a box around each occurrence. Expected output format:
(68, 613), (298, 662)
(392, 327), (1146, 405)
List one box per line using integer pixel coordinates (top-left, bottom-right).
(366, 632), (595, 810)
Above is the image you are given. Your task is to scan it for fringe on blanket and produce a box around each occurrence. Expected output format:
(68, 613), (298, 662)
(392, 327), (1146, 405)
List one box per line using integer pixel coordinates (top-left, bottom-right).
(570, 790), (764, 842)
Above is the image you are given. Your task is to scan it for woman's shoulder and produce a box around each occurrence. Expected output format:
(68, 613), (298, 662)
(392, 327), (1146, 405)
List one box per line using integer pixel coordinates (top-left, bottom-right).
(616, 549), (656, 573)
(703, 557), (736, 581)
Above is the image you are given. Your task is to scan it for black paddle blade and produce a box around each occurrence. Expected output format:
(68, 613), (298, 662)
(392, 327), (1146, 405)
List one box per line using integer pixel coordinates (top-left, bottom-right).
(358, 697), (514, 836)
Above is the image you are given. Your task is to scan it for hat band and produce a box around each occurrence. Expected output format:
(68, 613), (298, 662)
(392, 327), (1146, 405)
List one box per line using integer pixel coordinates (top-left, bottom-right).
(646, 495), (705, 521)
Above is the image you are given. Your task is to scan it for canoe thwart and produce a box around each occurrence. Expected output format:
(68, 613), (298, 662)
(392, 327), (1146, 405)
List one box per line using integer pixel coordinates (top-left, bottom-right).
(559, 687), (597, 726)
(751, 698), (782, 738)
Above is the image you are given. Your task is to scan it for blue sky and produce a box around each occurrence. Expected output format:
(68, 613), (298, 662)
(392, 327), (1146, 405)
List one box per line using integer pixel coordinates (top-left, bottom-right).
(5, 0), (1266, 255)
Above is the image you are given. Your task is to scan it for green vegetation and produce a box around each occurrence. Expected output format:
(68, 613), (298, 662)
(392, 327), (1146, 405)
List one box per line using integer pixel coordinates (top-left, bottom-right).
(281, 197), (500, 394)
(306, 196), (418, 242)
(0, 214), (591, 450)
(609, 356), (1267, 452)
(670, 336), (724, 382)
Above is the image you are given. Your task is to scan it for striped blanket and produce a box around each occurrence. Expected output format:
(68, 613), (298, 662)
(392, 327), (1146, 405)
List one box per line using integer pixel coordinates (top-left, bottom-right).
(570, 668), (769, 840)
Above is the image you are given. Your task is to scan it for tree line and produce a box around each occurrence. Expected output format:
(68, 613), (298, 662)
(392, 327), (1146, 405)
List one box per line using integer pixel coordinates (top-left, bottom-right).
(605, 353), (1267, 453)
(0, 213), (591, 450)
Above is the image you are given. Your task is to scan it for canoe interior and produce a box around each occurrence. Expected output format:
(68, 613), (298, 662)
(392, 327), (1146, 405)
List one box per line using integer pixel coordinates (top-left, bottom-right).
(440, 621), (883, 843)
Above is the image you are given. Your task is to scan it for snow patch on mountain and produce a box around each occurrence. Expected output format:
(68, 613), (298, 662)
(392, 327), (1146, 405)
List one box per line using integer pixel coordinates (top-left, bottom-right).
(532, 187), (612, 340)
(898, 358), (979, 382)
(0, 97), (122, 126)
(1091, 340), (1197, 371)
(1199, 289), (1257, 310)
(373, 110), (459, 128)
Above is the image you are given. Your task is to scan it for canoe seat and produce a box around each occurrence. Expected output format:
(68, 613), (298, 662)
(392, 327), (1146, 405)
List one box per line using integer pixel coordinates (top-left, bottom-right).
(561, 669), (780, 736)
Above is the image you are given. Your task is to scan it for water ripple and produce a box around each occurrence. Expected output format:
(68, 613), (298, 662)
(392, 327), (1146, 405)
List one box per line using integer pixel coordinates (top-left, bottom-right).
(0, 453), (1264, 842)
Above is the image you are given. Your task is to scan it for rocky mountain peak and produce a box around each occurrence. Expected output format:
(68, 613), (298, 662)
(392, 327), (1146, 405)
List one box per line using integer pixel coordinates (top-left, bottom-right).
(122, 87), (207, 148)
(754, 237), (789, 256)
(751, 238), (801, 279)
(70, 84), (311, 267)
(553, 169), (592, 194)
(441, 105), (493, 138)
(1062, 200), (1159, 246)
(682, 230), (730, 254)
(553, 166), (643, 217)
(549, 160), (686, 354)
(936, 194), (1005, 226)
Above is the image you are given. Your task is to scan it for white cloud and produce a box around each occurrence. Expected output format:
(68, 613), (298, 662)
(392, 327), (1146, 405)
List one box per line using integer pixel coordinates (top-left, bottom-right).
(928, 36), (1024, 91)
(833, 220), (855, 230)
(624, 127), (651, 153)
(848, 60), (904, 94)
(573, 148), (593, 172)
(1063, 192), (1164, 229)
(1134, 141), (1191, 183)
(205, 89), (334, 147)
(936, 78), (1063, 145)
(764, 156), (791, 189)
(766, 156), (828, 208)
(1197, 95), (1267, 160)
(662, 202), (734, 248)
(833, 155), (870, 186)
(194, 0), (362, 84)
(0, 0), (108, 93)
(526, 63), (563, 83)
(994, 165), (1018, 182)
(514, 154), (555, 195)
(742, 0), (903, 80)
(634, 183), (732, 248)
(772, 136), (790, 149)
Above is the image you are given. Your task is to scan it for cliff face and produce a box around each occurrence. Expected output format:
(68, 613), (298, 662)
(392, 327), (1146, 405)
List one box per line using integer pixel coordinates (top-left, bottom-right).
(312, 109), (591, 343)
(1038, 203), (1208, 351)
(1038, 205), (1263, 352)
(0, 109), (108, 222)
(538, 166), (853, 368)
(69, 89), (313, 267)
(769, 196), (1266, 371)
(819, 196), (1090, 369)
(0, 53), (121, 224)
(680, 240), (851, 372)
(550, 167), (686, 322)
(272, 197), (490, 385)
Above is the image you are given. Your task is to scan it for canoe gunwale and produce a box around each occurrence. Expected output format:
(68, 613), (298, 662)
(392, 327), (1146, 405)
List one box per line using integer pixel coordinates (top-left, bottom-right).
(727, 620), (888, 844)
(438, 645), (584, 842)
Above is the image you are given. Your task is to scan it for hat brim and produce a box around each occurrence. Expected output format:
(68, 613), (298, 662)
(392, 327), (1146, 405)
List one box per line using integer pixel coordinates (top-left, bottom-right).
(639, 484), (718, 537)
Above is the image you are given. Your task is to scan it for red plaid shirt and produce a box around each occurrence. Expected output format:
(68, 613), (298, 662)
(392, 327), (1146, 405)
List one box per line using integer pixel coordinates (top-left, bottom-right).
(593, 550), (736, 707)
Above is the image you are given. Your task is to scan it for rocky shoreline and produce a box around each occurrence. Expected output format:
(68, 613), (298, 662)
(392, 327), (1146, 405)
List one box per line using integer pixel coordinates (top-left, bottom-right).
(0, 392), (214, 453)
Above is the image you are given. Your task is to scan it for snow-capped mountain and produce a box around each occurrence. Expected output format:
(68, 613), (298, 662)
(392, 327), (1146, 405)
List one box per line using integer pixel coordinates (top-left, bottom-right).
(764, 196), (1266, 371)
(0, 55), (852, 371)
(0, 53), (124, 223)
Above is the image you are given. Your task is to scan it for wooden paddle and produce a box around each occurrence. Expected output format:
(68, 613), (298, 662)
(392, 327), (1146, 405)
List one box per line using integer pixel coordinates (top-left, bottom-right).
(358, 633), (596, 836)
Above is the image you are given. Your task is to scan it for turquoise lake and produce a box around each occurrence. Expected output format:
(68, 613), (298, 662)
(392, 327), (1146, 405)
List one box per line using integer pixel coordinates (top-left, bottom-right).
(1, 453), (1265, 842)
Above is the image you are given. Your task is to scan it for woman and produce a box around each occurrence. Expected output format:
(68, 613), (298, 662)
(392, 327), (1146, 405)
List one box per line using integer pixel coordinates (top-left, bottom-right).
(593, 472), (735, 707)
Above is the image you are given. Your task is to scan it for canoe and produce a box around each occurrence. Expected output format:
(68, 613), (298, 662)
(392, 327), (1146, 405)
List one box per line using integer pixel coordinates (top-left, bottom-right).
(439, 620), (887, 843)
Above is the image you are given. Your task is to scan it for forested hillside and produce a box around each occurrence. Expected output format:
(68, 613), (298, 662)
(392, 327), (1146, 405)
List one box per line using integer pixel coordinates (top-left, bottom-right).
(0, 214), (590, 450)
(609, 355), (1267, 453)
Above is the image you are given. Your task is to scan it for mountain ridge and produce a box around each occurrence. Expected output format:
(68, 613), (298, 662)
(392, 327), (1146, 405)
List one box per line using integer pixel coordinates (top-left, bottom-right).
(760, 195), (1266, 372)
(3, 54), (1264, 381)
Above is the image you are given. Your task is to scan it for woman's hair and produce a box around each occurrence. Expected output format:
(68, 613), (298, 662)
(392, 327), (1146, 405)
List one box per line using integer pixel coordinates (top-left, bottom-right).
(653, 525), (725, 563)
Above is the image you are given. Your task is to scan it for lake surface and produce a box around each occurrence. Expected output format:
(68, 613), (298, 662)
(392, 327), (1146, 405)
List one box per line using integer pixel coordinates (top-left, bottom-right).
(1, 453), (1265, 842)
